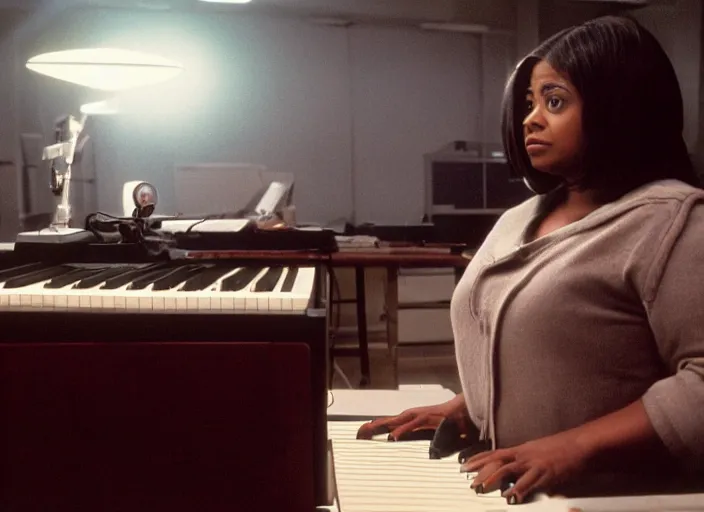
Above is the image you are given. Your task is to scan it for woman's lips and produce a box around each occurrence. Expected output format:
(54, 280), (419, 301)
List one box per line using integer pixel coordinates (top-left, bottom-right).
(525, 140), (550, 155)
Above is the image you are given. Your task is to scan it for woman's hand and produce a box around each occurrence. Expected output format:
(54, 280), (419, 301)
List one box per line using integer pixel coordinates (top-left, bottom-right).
(460, 429), (594, 504)
(461, 400), (668, 504)
(356, 394), (467, 441)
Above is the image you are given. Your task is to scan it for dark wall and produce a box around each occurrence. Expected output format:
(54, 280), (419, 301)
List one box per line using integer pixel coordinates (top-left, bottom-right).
(538, 0), (634, 41)
(696, 5), (704, 182)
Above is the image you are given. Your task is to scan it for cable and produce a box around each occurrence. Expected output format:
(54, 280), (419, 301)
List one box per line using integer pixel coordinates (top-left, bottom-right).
(185, 217), (209, 233)
(184, 210), (248, 233)
(333, 360), (354, 390)
(84, 211), (176, 257)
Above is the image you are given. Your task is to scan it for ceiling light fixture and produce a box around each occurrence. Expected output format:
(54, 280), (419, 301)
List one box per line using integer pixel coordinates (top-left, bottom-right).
(26, 48), (183, 92)
(198, 0), (253, 4)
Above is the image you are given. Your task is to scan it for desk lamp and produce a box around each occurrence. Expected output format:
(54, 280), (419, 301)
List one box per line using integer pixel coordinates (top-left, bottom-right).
(17, 48), (182, 244)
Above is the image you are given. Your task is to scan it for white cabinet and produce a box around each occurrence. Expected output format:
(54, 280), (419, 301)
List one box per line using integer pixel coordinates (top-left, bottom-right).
(397, 268), (455, 345)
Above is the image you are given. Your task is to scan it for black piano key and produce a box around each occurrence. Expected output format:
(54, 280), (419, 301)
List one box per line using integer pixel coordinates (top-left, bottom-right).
(0, 262), (48, 283)
(220, 267), (264, 292)
(253, 266), (285, 292)
(127, 267), (177, 291)
(152, 265), (207, 291)
(3, 265), (73, 289)
(101, 264), (168, 290)
(180, 264), (240, 292)
(74, 267), (134, 289)
(280, 267), (298, 292)
(44, 268), (106, 289)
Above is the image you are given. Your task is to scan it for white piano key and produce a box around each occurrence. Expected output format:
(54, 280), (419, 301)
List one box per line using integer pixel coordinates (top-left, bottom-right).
(153, 296), (165, 311)
(267, 267), (289, 312)
(330, 436), (507, 512)
(0, 263), (317, 315)
(290, 266), (316, 312)
(31, 294), (42, 308)
(161, 296), (173, 311)
(220, 296), (234, 312)
(55, 294), (68, 309)
(249, 267), (274, 313)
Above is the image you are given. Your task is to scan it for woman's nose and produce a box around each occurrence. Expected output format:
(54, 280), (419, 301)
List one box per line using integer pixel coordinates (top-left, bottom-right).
(523, 106), (545, 131)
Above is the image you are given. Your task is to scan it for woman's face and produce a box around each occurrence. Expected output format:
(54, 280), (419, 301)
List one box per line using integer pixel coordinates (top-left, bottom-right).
(523, 60), (584, 179)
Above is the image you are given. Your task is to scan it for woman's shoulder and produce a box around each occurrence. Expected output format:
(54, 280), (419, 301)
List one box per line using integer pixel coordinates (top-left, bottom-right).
(621, 179), (704, 205)
(611, 179), (704, 244)
(625, 180), (704, 302)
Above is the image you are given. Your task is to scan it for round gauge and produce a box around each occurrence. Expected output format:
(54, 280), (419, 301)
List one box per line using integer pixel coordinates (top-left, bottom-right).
(132, 181), (158, 208)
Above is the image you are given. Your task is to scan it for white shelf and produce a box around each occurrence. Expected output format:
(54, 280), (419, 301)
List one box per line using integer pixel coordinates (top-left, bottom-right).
(430, 206), (506, 215)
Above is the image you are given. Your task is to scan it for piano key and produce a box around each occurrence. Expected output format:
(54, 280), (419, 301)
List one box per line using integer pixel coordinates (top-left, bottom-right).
(101, 264), (167, 290)
(139, 266), (250, 313)
(288, 266), (316, 311)
(180, 264), (239, 292)
(220, 267), (264, 292)
(265, 267), (291, 311)
(45, 268), (105, 289)
(151, 265), (207, 291)
(280, 267), (298, 292)
(248, 267), (286, 311)
(329, 422), (507, 512)
(0, 262), (47, 283)
(3, 265), (74, 289)
(237, 267), (271, 311)
(74, 267), (133, 289)
(126, 267), (176, 291)
(253, 266), (285, 292)
(0, 263), (316, 315)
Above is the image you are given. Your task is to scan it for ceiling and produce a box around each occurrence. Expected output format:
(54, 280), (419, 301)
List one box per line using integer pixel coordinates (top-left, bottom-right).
(0, 0), (519, 28)
(0, 0), (655, 35)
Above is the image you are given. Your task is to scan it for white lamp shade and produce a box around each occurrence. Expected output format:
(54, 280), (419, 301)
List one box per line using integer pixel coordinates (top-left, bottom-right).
(80, 98), (120, 115)
(26, 48), (183, 92)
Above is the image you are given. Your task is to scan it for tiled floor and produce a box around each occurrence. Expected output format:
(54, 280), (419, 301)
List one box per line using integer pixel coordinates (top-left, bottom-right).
(330, 339), (462, 393)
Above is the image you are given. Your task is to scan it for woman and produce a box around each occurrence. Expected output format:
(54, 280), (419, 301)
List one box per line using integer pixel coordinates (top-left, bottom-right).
(357, 15), (704, 504)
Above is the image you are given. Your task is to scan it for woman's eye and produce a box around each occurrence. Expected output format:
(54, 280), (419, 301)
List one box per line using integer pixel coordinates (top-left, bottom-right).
(546, 96), (564, 111)
(525, 100), (534, 113)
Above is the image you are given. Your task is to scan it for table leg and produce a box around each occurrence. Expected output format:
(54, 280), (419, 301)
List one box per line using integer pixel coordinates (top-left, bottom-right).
(355, 266), (370, 387)
(454, 265), (464, 284)
(327, 265), (335, 388)
(385, 265), (399, 389)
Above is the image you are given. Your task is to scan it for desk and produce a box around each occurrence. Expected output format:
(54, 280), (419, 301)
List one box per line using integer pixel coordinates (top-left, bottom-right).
(330, 247), (470, 388)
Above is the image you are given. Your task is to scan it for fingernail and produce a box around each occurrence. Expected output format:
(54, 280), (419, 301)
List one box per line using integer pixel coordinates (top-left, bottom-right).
(501, 481), (515, 495)
(472, 483), (484, 494)
(507, 495), (518, 505)
(386, 434), (395, 442)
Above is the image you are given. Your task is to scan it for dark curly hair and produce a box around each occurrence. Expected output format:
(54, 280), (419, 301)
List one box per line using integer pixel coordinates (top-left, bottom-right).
(502, 15), (700, 199)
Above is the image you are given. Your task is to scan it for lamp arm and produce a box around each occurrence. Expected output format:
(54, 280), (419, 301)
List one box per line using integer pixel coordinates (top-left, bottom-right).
(44, 113), (88, 228)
